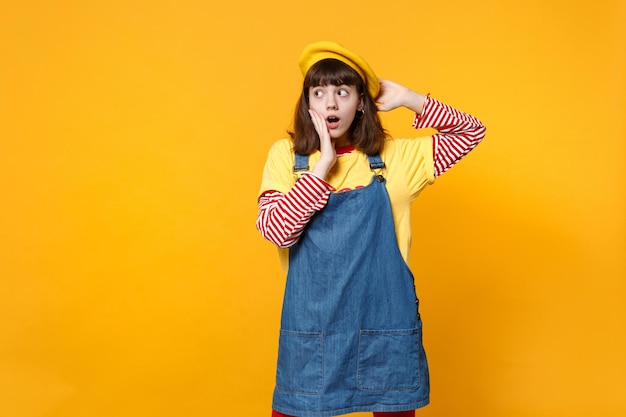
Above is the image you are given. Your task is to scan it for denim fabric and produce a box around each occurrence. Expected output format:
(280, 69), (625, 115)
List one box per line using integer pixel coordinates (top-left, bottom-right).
(272, 154), (430, 417)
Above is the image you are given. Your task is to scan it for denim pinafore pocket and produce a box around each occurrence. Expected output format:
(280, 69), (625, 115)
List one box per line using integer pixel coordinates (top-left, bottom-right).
(357, 326), (421, 391)
(276, 329), (324, 394)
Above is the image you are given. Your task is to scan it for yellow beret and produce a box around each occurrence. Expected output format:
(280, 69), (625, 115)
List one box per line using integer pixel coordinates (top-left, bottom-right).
(298, 41), (380, 99)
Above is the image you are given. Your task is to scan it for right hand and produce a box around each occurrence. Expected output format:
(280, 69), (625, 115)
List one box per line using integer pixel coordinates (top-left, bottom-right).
(308, 109), (337, 179)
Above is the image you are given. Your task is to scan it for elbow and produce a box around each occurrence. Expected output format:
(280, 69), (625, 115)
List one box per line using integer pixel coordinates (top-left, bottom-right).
(477, 124), (487, 142)
(266, 227), (299, 248)
(276, 239), (297, 249)
(264, 233), (299, 249)
(256, 222), (299, 248)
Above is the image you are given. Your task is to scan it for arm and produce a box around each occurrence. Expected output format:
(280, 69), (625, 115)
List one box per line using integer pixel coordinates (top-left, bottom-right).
(414, 96), (486, 176)
(256, 107), (338, 248)
(256, 173), (333, 248)
(377, 79), (486, 177)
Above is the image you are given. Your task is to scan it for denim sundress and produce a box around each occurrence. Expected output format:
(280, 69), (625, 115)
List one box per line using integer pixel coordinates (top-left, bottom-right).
(272, 153), (430, 417)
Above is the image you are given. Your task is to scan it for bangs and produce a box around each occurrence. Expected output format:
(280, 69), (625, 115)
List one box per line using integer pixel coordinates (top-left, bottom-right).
(304, 59), (363, 90)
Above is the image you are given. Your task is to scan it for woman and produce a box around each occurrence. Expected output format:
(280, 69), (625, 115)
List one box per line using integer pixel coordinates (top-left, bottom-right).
(257, 41), (486, 417)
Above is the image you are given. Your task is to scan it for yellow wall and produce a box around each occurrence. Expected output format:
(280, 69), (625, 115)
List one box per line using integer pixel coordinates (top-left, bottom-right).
(1, 1), (624, 416)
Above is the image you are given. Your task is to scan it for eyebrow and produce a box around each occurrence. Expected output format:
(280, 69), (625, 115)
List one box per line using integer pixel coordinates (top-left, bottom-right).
(312, 84), (352, 89)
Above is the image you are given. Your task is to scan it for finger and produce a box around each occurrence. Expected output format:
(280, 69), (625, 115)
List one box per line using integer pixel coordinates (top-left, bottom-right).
(308, 110), (324, 133)
(309, 109), (325, 127)
(308, 109), (331, 142)
(375, 78), (388, 100)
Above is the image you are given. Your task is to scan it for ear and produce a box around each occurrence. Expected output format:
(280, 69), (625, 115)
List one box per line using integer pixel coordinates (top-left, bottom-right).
(358, 96), (364, 111)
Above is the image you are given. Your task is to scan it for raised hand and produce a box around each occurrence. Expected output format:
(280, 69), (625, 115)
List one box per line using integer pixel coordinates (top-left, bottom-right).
(376, 79), (425, 114)
(308, 109), (337, 179)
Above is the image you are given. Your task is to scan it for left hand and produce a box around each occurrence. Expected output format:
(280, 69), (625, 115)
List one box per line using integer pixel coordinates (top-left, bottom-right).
(376, 79), (425, 114)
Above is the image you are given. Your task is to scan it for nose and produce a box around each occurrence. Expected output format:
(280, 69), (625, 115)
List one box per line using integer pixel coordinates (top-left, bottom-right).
(326, 95), (338, 110)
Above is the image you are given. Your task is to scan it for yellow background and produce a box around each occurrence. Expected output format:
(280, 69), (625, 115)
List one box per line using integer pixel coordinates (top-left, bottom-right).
(1, 1), (624, 416)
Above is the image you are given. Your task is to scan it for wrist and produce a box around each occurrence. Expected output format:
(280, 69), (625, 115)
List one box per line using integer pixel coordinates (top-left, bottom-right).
(312, 158), (335, 179)
(404, 90), (425, 114)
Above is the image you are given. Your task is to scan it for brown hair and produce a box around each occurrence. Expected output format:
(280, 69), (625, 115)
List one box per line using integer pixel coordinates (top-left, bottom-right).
(289, 59), (387, 155)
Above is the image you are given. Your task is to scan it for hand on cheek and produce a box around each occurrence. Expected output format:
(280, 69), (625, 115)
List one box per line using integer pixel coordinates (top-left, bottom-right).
(308, 109), (337, 179)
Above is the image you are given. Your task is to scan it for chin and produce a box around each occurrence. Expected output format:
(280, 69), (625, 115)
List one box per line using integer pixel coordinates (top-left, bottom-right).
(330, 131), (347, 139)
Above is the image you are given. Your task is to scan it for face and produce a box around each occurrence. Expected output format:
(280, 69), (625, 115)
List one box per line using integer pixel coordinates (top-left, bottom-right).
(308, 84), (362, 144)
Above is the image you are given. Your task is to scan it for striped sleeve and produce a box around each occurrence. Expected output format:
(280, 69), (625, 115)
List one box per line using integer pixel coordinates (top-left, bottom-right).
(256, 172), (333, 248)
(412, 96), (486, 177)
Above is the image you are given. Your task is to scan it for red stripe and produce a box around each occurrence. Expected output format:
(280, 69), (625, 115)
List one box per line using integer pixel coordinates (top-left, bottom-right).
(257, 173), (332, 247)
(416, 96), (485, 177)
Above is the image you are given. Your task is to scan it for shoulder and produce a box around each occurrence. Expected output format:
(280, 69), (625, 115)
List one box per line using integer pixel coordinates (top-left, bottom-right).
(264, 138), (296, 167)
(380, 137), (435, 190)
(259, 139), (297, 196)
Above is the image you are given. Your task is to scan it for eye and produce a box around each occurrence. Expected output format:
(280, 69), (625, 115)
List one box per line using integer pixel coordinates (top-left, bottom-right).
(337, 89), (349, 97)
(312, 89), (323, 98)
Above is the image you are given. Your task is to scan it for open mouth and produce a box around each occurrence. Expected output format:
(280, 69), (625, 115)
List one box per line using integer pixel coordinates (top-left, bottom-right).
(326, 116), (340, 129)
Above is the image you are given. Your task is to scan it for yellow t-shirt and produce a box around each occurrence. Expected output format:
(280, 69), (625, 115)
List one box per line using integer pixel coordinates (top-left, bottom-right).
(259, 136), (435, 272)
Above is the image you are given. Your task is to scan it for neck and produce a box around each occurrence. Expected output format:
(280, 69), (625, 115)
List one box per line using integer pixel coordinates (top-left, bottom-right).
(334, 134), (351, 148)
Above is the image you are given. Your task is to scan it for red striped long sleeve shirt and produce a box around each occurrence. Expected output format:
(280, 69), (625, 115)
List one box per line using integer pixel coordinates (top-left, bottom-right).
(257, 96), (486, 248)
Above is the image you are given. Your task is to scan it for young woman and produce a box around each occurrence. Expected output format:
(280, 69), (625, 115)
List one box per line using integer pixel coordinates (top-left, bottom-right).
(257, 41), (486, 417)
